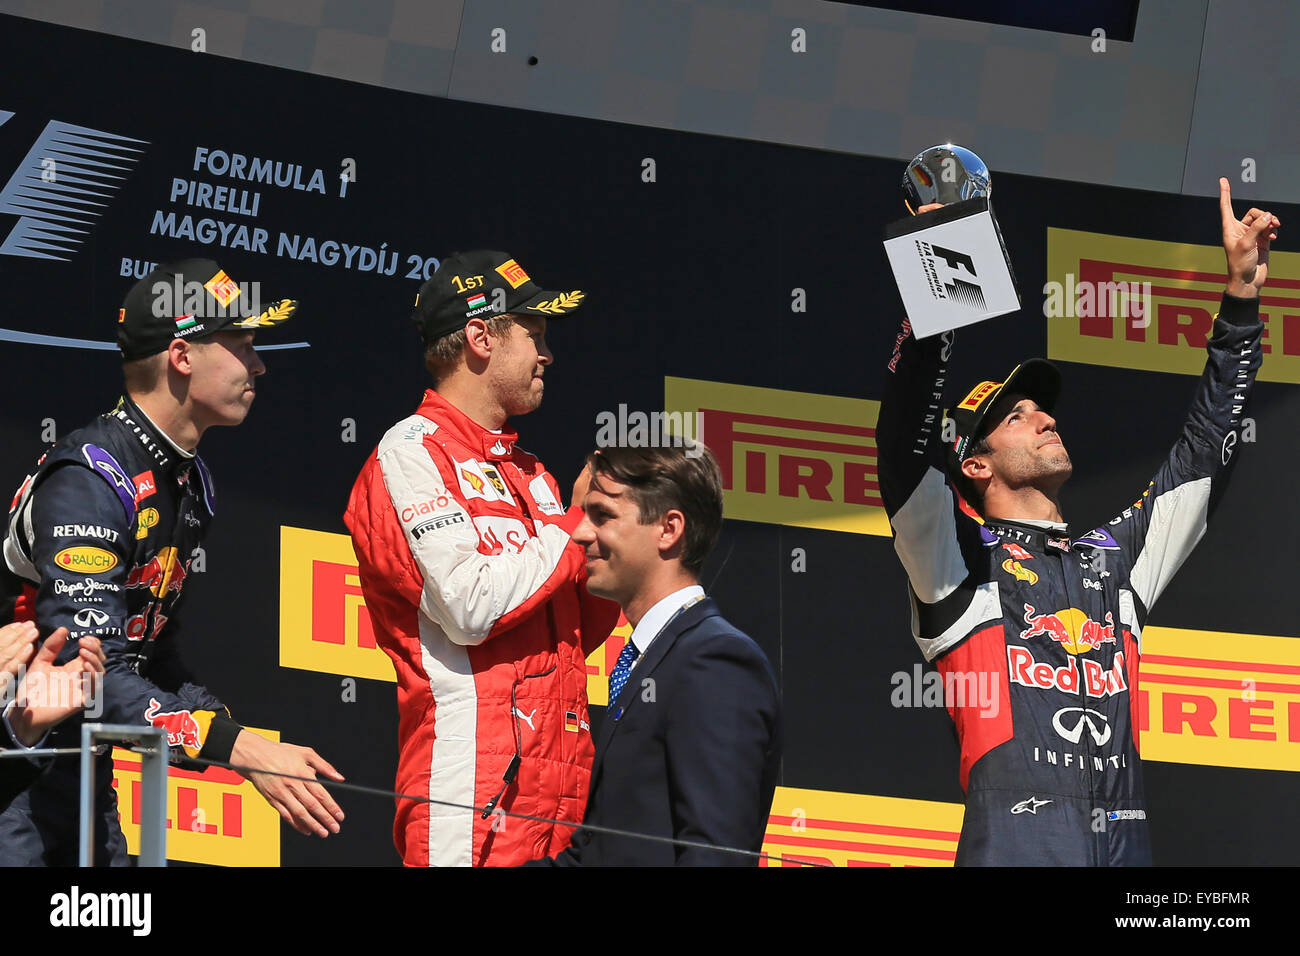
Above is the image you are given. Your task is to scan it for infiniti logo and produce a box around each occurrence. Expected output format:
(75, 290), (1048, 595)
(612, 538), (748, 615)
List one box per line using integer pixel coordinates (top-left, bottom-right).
(1052, 706), (1112, 746)
(73, 607), (110, 628)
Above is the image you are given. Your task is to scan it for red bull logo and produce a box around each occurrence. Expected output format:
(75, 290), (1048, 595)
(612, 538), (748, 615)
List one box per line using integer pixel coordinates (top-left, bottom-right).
(125, 546), (187, 597)
(1021, 604), (1117, 655)
(144, 697), (203, 752)
(1008, 646), (1129, 699)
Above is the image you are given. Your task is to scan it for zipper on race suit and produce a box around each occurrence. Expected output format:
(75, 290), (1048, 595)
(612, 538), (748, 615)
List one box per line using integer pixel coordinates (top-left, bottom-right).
(500, 462), (540, 538)
(1057, 536), (1103, 866)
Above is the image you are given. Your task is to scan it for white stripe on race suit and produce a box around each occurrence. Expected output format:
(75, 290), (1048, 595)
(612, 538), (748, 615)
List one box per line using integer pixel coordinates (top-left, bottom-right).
(418, 614), (476, 868)
(892, 467), (970, 604)
(911, 580), (1002, 662)
(1127, 477), (1210, 612)
(1118, 588), (1142, 655)
(3, 501), (37, 581)
(376, 415), (574, 646)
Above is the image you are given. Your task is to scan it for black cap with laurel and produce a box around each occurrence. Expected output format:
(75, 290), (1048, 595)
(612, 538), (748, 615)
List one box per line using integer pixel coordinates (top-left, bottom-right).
(412, 250), (585, 344)
(117, 258), (297, 360)
(943, 358), (1062, 479)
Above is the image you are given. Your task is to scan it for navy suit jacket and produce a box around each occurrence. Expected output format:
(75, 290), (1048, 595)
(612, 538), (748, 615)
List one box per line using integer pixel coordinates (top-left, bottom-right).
(543, 597), (781, 866)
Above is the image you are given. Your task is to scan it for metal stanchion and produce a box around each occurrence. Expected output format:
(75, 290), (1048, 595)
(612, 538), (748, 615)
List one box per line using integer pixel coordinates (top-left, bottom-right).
(78, 724), (168, 867)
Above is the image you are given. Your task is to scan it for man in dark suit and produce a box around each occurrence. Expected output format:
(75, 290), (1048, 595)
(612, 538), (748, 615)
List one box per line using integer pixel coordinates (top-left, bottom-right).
(534, 440), (781, 866)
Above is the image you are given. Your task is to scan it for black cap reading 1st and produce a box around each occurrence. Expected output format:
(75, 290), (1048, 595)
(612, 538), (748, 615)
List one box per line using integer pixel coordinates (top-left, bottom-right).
(943, 358), (1062, 478)
(117, 258), (298, 360)
(412, 250), (585, 344)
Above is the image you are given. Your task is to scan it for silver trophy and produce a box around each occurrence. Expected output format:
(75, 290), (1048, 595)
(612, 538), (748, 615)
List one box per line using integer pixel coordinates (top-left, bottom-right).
(902, 144), (991, 215)
(885, 143), (1019, 335)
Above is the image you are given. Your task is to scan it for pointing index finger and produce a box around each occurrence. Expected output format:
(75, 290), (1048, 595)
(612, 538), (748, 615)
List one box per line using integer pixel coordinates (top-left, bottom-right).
(1219, 177), (1236, 230)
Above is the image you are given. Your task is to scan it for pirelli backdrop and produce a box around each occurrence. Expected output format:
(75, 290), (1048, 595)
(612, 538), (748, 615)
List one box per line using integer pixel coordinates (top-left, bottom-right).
(0, 16), (1296, 867)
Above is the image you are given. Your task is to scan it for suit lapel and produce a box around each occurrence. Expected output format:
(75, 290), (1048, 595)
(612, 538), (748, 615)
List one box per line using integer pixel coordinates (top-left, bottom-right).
(592, 597), (719, 775)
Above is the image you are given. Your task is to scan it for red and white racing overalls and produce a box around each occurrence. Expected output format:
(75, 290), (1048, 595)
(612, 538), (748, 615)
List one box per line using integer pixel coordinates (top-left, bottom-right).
(345, 390), (618, 866)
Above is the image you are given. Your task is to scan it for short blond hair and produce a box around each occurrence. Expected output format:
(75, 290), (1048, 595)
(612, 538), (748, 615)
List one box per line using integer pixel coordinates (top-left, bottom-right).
(424, 313), (517, 384)
(122, 351), (169, 395)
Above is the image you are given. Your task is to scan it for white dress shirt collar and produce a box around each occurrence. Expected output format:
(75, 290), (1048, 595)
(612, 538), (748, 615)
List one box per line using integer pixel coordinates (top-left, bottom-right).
(627, 585), (705, 657)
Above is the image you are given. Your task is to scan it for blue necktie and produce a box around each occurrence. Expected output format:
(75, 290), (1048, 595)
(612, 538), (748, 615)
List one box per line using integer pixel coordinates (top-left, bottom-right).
(608, 639), (638, 704)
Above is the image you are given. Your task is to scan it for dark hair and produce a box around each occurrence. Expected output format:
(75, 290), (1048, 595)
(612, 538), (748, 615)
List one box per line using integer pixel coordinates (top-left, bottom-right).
(951, 388), (1027, 513)
(585, 441), (723, 576)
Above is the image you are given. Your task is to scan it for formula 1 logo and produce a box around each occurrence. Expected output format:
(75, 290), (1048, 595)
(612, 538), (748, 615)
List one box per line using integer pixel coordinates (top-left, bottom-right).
(918, 242), (987, 311)
(0, 110), (149, 351)
(0, 110), (147, 261)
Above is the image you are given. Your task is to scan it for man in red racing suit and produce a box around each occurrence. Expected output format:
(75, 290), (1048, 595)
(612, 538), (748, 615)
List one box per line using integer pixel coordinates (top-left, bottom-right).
(346, 251), (618, 866)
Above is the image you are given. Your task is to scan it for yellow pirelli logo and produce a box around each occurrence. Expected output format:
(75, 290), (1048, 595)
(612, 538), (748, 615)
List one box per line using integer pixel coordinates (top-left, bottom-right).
(280, 526), (395, 682)
(665, 377), (890, 537)
(111, 728), (282, 866)
(959, 380), (1000, 410)
(761, 787), (963, 866)
(1046, 227), (1300, 382)
(1138, 626), (1300, 773)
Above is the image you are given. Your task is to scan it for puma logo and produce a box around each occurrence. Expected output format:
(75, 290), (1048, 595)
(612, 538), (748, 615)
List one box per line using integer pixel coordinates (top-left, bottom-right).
(513, 707), (537, 731)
